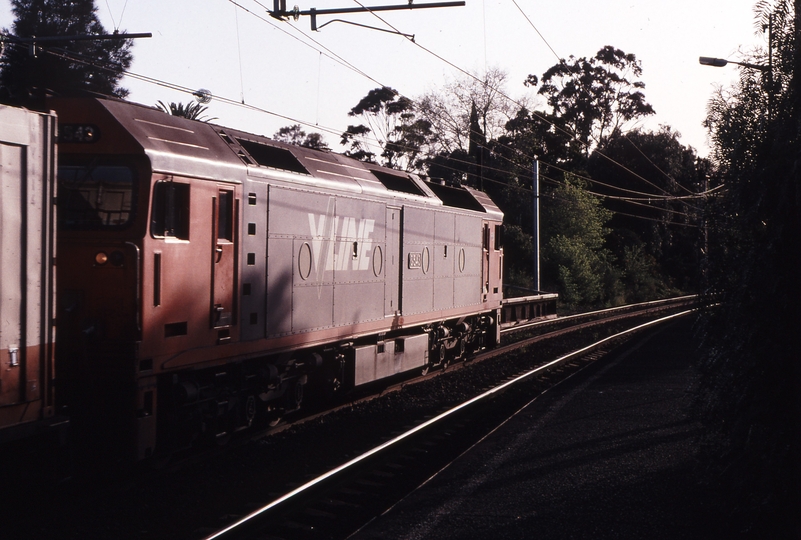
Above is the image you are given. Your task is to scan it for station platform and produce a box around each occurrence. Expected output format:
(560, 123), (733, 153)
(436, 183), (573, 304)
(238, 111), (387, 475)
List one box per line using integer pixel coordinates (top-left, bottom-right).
(352, 317), (727, 539)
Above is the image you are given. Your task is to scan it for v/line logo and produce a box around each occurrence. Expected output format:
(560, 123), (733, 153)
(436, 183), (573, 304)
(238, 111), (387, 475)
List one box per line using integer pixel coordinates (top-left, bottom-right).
(308, 213), (376, 273)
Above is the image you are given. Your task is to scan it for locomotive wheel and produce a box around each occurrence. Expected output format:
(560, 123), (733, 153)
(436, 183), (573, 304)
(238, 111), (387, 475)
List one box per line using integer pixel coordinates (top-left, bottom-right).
(288, 381), (304, 410)
(265, 403), (282, 427)
(244, 395), (256, 428)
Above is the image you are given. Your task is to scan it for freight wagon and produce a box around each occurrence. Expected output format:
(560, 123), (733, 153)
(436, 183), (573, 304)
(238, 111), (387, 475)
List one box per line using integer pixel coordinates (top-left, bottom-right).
(0, 105), (59, 443)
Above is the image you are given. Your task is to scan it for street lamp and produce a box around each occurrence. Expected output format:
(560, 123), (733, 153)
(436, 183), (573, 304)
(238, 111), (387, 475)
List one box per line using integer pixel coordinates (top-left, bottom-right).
(699, 14), (775, 114)
(698, 56), (770, 72)
(699, 54), (774, 119)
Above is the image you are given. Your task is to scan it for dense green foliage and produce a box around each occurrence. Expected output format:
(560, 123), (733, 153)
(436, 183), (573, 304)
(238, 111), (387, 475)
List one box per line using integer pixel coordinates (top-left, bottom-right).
(342, 47), (706, 309)
(697, 1), (800, 535)
(588, 127), (712, 294)
(0, 0), (132, 99)
(540, 177), (619, 307)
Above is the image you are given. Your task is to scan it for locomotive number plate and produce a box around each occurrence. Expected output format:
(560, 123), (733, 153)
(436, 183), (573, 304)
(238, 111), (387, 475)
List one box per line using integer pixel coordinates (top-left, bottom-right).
(408, 252), (423, 269)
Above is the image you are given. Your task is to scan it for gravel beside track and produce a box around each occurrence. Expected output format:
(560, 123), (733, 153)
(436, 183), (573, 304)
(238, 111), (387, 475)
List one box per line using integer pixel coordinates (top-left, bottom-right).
(352, 317), (727, 540)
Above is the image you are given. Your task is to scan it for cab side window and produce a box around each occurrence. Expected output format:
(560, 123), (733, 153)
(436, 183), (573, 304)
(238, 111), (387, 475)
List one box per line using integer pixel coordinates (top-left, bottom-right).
(151, 181), (190, 239)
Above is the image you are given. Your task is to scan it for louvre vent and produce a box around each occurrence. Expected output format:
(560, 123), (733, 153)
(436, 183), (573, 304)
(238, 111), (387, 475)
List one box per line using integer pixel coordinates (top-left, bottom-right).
(370, 170), (426, 196)
(236, 138), (310, 174)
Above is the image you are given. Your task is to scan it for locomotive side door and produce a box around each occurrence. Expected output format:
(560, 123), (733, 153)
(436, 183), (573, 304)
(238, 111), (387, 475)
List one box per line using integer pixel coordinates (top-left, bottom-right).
(0, 142), (25, 408)
(482, 222), (491, 299)
(211, 188), (237, 331)
(385, 206), (401, 316)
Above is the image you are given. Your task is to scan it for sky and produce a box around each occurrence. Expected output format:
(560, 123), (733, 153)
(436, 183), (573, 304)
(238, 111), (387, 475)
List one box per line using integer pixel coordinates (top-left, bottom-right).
(1, 0), (769, 157)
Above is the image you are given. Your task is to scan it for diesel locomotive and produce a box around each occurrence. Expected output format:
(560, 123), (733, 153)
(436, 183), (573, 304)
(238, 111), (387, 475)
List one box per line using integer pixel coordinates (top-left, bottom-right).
(20, 97), (503, 460)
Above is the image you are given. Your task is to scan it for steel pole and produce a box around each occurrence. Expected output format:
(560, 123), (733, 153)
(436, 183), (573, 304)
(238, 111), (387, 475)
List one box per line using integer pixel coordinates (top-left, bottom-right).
(532, 160), (540, 292)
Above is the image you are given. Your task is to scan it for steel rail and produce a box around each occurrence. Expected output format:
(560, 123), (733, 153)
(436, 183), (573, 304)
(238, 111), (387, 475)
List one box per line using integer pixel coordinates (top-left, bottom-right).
(203, 308), (695, 540)
(257, 295), (697, 440)
(501, 294), (697, 336)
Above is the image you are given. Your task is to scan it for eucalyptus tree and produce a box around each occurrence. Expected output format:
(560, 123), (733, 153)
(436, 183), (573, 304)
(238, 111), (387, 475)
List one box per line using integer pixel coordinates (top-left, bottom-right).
(340, 86), (433, 172)
(416, 67), (519, 155)
(273, 124), (330, 151)
(524, 46), (655, 160)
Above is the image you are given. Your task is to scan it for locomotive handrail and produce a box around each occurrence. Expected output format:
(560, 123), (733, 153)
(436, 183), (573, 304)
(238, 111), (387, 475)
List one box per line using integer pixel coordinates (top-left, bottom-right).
(125, 241), (142, 334)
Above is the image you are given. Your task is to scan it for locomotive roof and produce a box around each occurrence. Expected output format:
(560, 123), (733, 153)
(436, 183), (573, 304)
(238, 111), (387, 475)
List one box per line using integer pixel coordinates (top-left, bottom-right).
(51, 97), (502, 220)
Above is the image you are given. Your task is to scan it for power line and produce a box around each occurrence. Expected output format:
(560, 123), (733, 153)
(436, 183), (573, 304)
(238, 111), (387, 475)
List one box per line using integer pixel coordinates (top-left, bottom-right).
(506, 0), (700, 197)
(228, 0), (383, 86)
(228, 0), (709, 210)
(10, 7), (709, 223)
(15, 41), (699, 229)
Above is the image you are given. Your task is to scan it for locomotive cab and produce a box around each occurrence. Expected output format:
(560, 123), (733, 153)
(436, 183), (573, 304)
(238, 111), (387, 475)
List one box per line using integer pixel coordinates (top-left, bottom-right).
(54, 145), (151, 453)
(51, 98), (248, 458)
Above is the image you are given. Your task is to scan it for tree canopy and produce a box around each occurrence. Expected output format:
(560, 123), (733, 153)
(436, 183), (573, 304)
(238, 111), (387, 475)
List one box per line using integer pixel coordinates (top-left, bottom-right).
(541, 176), (618, 308)
(525, 46), (655, 158)
(697, 0), (800, 534)
(339, 46), (697, 309)
(0, 0), (132, 99)
(340, 86), (433, 171)
(273, 124), (330, 151)
(416, 68), (518, 156)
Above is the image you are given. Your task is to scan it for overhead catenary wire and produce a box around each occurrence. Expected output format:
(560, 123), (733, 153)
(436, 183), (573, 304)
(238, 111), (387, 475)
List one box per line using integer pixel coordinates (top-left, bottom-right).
(507, 0), (700, 197)
(3, 22), (707, 232)
(231, 0), (710, 212)
(228, 0), (383, 87)
(10, 0), (710, 217)
(5, 40), (346, 142)
(6, 2), (711, 225)
(537, 174), (701, 227)
(31, 43), (700, 228)
(234, 5), (246, 104)
(348, 0), (672, 190)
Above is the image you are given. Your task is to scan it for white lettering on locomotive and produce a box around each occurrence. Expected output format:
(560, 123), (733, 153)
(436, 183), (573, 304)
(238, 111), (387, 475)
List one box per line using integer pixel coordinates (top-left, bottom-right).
(308, 213), (375, 273)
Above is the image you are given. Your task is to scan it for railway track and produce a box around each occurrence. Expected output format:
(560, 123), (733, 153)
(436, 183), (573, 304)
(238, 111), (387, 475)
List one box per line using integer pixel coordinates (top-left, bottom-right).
(0, 296), (699, 540)
(197, 297), (698, 540)
(259, 294), (698, 435)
